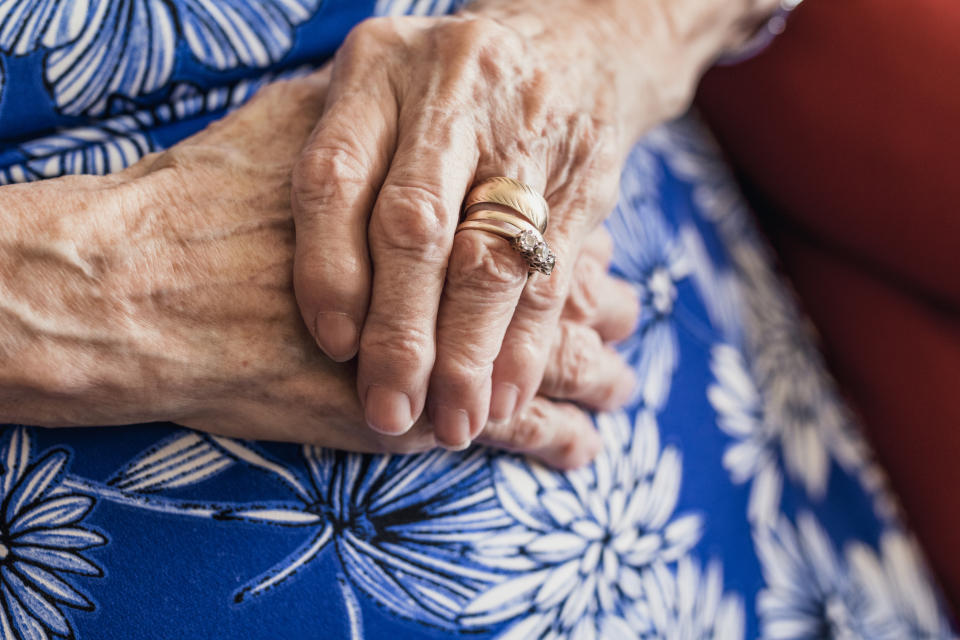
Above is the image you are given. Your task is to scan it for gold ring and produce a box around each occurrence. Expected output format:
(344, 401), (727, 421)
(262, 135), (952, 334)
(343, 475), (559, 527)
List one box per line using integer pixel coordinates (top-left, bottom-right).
(456, 208), (556, 276)
(463, 177), (549, 234)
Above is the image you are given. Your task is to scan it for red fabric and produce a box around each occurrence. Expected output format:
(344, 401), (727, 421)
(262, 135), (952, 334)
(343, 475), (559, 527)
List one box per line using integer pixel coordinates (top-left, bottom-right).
(696, 0), (960, 609)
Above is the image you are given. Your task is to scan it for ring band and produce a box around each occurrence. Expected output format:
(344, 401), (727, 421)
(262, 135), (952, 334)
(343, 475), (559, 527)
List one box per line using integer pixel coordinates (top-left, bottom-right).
(463, 177), (549, 234)
(457, 209), (557, 276)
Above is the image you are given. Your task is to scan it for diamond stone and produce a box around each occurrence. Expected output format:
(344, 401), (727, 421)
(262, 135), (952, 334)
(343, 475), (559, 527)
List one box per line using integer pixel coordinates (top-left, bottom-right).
(534, 243), (550, 261)
(517, 229), (539, 252)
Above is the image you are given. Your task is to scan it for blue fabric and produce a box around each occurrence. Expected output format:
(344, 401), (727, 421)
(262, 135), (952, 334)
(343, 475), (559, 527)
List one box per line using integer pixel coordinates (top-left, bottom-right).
(0, 1), (955, 639)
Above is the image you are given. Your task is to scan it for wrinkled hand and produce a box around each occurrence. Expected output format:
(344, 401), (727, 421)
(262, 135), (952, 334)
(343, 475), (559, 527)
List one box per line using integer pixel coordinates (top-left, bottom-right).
(0, 71), (637, 467)
(292, 14), (635, 449)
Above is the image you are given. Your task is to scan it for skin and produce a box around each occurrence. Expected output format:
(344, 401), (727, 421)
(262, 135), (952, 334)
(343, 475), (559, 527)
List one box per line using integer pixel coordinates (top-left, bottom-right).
(292, 0), (781, 451)
(0, 71), (639, 469)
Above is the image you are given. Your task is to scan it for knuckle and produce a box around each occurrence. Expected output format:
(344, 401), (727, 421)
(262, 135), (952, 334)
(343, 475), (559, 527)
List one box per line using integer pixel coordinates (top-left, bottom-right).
(549, 116), (620, 218)
(344, 16), (396, 50)
(443, 15), (516, 55)
(446, 232), (526, 293)
(428, 17), (526, 98)
(565, 261), (604, 323)
(503, 335), (541, 375)
(371, 183), (451, 262)
(361, 322), (433, 372)
(508, 410), (550, 450)
(554, 324), (602, 396)
(437, 356), (493, 392)
(523, 268), (570, 314)
(294, 142), (368, 201)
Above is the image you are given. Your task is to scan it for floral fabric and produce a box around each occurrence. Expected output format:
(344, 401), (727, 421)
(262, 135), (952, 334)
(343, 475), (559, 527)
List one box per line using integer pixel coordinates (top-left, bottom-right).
(0, 1), (955, 639)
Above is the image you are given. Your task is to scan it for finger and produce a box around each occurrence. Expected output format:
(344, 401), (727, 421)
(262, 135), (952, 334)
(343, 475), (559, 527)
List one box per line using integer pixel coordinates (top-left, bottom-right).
(580, 225), (614, 266)
(490, 119), (621, 425)
(541, 322), (635, 410)
(292, 33), (397, 362)
(427, 224), (533, 449)
(356, 108), (479, 436)
(486, 224), (578, 426)
(562, 255), (639, 343)
(477, 396), (602, 470)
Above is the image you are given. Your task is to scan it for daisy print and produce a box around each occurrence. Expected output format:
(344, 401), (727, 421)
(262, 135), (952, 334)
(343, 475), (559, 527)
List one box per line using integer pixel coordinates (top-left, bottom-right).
(0, 429), (106, 640)
(463, 410), (703, 639)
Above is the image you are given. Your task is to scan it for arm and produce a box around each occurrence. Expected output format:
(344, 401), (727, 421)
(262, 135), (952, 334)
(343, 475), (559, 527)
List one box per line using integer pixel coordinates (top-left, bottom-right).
(467, 0), (780, 150)
(0, 74), (378, 437)
(0, 174), (186, 426)
(0, 71), (638, 468)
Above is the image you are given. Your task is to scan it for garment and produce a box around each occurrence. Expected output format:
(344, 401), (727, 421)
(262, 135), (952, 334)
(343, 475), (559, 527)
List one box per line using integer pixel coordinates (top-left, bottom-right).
(0, 1), (954, 639)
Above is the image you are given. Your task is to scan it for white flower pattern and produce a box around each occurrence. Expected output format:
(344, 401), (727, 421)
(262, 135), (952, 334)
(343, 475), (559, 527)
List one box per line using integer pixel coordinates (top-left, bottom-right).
(607, 146), (691, 410)
(707, 343), (786, 527)
(463, 411), (703, 638)
(216, 444), (507, 629)
(0, 68), (309, 185)
(847, 531), (955, 639)
(44, 0), (320, 116)
(649, 118), (899, 523)
(755, 512), (954, 640)
(629, 556), (745, 640)
(0, 429), (105, 640)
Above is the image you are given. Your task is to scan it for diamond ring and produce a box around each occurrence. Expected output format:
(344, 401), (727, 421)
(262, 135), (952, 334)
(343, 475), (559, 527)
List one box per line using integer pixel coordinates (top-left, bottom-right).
(456, 210), (557, 276)
(457, 177), (555, 276)
(462, 177), (549, 234)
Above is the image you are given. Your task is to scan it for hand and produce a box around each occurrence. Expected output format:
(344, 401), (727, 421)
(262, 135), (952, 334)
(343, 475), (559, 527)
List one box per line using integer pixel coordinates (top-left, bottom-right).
(0, 71), (637, 467)
(292, 13), (635, 451)
(290, 0), (774, 448)
(291, 0), (781, 447)
(193, 222), (638, 469)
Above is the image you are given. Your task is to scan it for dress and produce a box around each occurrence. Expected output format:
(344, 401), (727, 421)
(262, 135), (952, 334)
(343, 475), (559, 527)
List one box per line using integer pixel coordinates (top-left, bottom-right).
(0, 1), (954, 638)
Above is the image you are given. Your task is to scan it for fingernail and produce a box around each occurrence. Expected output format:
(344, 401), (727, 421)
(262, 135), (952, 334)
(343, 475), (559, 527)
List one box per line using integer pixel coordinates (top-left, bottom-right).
(489, 382), (520, 423)
(609, 371), (637, 408)
(314, 312), (359, 362)
(432, 406), (472, 451)
(364, 386), (414, 435)
(577, 432), (604, 466)
(557, 431), (603, 470)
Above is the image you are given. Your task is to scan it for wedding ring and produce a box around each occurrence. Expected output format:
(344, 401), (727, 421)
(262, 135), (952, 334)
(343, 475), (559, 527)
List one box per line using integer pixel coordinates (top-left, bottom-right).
(463, 177), (549, 234)
(456, 209), (557, 276)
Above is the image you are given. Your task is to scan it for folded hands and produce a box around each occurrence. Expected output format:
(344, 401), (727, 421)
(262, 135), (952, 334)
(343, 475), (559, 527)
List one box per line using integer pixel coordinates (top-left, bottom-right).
(0, 0), (773, 466)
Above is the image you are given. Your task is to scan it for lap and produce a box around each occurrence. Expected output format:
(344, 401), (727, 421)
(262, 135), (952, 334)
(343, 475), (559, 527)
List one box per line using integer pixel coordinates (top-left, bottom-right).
(2, 117), (950, 639)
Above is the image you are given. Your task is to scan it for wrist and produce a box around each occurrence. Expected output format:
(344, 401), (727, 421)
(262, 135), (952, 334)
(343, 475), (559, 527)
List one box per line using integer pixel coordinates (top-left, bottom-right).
(0, 177), (196, 426)
(465, 0), (779, 147)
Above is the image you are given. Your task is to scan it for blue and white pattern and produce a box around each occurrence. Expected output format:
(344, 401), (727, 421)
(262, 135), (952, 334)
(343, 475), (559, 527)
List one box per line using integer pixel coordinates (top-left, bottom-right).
(29, 0), (318, 115)
(0, 71), (302, 184)
(0, 0), (955, 638)
(218, 444), (505, 626)
(755, 512), (953, 639)
(0, 429), (105, 640)
(607, 152), (688, 410)
(463, 411), (702, 638)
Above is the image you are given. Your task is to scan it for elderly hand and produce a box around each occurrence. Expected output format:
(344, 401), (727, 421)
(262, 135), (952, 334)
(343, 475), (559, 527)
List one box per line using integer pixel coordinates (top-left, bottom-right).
(291, 0), (773, 448)
(0, 70), (637, 468)
(292, 13), (627, 450)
